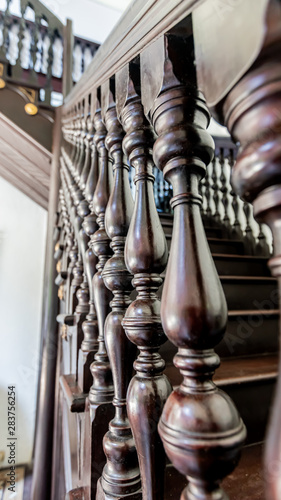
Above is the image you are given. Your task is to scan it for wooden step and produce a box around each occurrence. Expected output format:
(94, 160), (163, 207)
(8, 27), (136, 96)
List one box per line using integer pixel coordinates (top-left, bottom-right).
(164, 354), (278, 444)
(165, 234), (246, 254)
(221, 276), (278, 310)
(217, 309), (279, 357)
(213, 253), (271, 277)
(160, 309), (279, 361)
(165, 442), (265, 500)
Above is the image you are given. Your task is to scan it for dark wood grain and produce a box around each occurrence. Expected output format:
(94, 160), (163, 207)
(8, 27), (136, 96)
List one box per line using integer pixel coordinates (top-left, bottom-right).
(146, 34), (246, 500)
(120, 61), (172, 500)
(97, 78), (141, 500)
(217, 4), (281, 497)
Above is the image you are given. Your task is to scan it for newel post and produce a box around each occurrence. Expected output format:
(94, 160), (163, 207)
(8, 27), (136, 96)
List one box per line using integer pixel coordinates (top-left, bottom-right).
(143, 34), (246, 500)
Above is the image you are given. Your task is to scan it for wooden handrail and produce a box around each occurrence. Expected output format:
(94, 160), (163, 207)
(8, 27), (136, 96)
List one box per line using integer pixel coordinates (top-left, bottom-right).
(63, 0), (205, 109)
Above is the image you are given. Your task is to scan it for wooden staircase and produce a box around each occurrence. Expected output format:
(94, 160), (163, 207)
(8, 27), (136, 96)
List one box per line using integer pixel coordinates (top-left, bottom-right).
(159, 212), (278, 498)
(30, 2), (281, 500)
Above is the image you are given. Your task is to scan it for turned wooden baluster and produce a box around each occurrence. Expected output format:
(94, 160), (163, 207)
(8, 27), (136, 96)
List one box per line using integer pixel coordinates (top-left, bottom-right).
(256, 223), (270, 257)
(219, 148), (231, 233)
(213, 5), (281, 496)
(78, 95), (100, 392)
(73, 103), (82, 176)
(0, 0), (12, 61)
(243, 201), (256, 254)
(121, 61), (171, 500)
(96, 75), (141, 500)
(76, 99), (87, 183)
(80, 95), (94, 192)
(229, 149), (243, 240)
(84, 91), (115, 500)
(204, 164), (212, 220)
(64, 151), (96, 376)
(60, 168), (80, 315)
(141, 34), (246, 500)
(71, 106), (79, 165)
(211, 156), (221, 223)
(88, 91), (114, 405)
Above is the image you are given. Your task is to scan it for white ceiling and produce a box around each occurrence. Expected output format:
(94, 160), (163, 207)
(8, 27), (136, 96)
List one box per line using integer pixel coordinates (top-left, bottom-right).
(88, 0), (132, 12)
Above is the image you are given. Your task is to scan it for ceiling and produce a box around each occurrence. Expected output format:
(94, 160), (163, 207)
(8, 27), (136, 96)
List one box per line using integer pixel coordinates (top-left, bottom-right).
(88, 0), (132, 12)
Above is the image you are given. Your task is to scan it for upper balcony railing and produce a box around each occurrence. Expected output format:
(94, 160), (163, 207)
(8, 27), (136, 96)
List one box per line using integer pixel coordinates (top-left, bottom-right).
(0, 0), (99, 107)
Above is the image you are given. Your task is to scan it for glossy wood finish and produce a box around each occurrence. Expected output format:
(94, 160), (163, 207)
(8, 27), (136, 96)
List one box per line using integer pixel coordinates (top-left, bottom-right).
(88, 94), (114, 406)
(62, 104), (100, 393)
(143, 34), (246, 500)
(32, 107), (62, 500)
(120, 62), (171, 500)
(34, 1), (281, 498)
(97, 79), (141, 500)
(216, 3), (281, 497)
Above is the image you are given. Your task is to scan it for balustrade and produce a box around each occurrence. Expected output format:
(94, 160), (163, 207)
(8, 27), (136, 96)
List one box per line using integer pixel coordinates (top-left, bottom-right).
(0, 0), (99, 106)
(34, 2), (281, 500)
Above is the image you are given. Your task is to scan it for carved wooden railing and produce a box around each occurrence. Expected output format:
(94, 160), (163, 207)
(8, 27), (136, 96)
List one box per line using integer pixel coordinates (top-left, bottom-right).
(33, 1), (281, 500)
(0, 0), (99, 107)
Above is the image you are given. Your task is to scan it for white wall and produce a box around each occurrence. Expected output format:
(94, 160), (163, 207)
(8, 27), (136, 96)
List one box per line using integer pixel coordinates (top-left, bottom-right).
(0, 178), (47, 467)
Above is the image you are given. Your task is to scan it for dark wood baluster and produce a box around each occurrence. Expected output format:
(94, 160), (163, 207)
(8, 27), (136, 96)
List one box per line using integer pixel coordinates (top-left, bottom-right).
(76, 99), (87, 183)
(120, 61), (171, 500)
(142, 34), (246, 500)
(229, 149), (243, 239)
(216, 10), (281, 496)
(89, 92), (114, 405)
(256, 223), (270, 257)
(204, 162), (212, 221)
(29, 11), (40, 84)
(211, 156), (221, 223)
(84, 119), (99, 205)
(0, 0), (12, 61)
(71, 107), (79, 165)
(13, 4), (25, 78)
(219, 148), (231, 234)
(96, 77), (141, 500)
(87, 92), (115, 500)
(81, 94), (100, 373)
(243, 201), (256, 254)
(80, 96), (94, 193)
(63, 163), (90, 374)
(73, 99), (100, 392)
(72, 104), (81, 176)
(44, 26), (54, 105)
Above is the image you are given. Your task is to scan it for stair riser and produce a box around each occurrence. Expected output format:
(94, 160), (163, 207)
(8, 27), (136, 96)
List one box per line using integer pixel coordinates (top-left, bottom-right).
(208, 240), (245, 254)
(223, 379), (275, 444)
(218, 315), (279, 357)
(222, 281), (278, 310)
(160, 314), (279, 362)
(214, 258), (271, 277)
(166, 237), (245, 254)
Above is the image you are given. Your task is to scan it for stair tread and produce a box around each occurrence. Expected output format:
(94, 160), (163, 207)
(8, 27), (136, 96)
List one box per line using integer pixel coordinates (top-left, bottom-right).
(228, 309), (279, 316)
(220, 275), (276, 281)
(212, 253), (270, 261)
(223, 442), (265, 499)
(165, 235), (243, 244)
(165, 354), (278, 388)
(165, 443), (265, 500)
